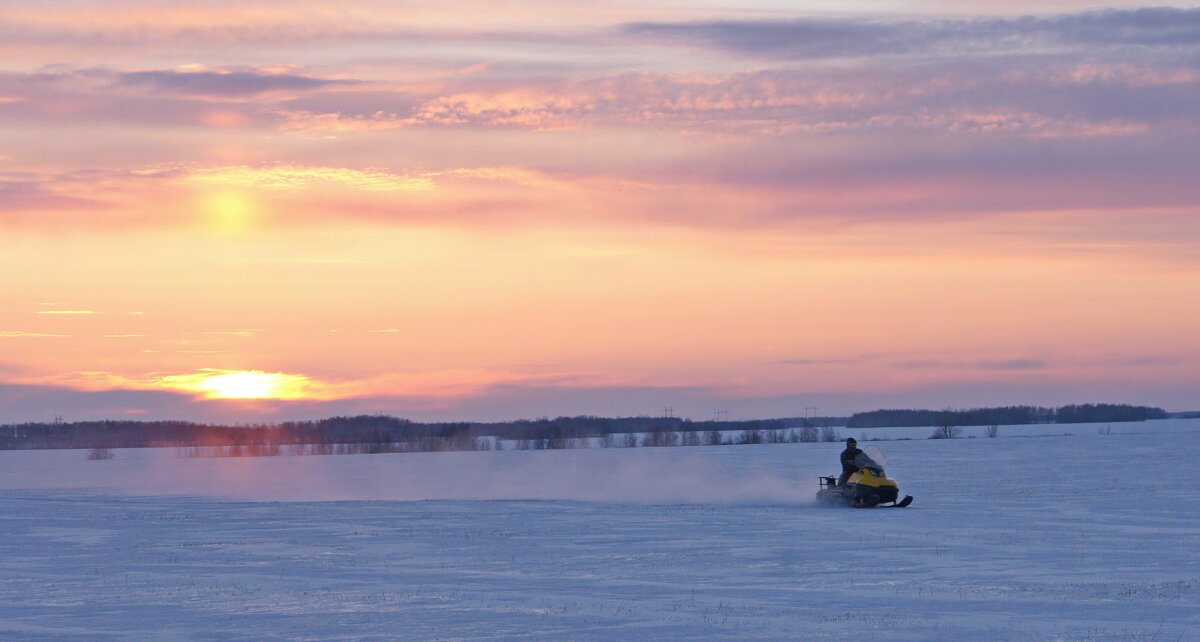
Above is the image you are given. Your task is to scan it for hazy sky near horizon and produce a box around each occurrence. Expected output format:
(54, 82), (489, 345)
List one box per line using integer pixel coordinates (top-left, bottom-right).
(2, 1), (1199, 423)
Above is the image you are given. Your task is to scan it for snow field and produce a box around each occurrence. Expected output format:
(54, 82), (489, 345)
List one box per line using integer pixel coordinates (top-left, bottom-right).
(0, 418), (1197, 640)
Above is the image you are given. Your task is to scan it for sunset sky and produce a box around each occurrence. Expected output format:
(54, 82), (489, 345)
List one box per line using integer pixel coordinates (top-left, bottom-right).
(2, 1), (1198, 423)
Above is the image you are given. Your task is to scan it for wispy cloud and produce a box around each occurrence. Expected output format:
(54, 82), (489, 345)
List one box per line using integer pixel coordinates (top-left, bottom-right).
(896, 358), (1048, 371)
(0, 181), (109, 214)
(0, 66), (328, 128)
(179, 164), (433, 192)
(0, 1), (407, 48)
(36, 310), (97, 315)
(4, 54), (1195, 148)
(116, 68), (354, 97)
(1088, 354), (1183, 367)
(0, 331), (72, 338)
(780, 358), (856, 366)
(622, 8), (1200, 60)
(267, 62), (1198, 144)
(0, 0), (676, 54)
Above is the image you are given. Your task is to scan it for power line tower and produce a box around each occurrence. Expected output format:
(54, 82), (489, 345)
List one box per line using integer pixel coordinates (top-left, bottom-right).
(664, 407), (674, 419)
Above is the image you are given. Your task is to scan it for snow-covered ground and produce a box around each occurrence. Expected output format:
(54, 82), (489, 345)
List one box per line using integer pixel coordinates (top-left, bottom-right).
(1, 419), (1198, 640)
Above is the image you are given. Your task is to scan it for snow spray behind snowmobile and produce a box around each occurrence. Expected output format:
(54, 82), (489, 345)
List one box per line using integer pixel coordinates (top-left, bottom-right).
(817, 445), (913, 508)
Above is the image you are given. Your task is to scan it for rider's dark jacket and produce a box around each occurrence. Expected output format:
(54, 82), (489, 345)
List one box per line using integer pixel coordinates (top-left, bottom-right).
(840, 447), (864, 476)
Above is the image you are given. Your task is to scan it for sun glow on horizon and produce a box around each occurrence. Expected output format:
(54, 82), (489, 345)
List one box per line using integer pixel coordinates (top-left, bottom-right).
(160, 370), (313, 400)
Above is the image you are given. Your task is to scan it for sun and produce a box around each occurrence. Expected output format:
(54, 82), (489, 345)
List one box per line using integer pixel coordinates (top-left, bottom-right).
(199, 371), (283, 399)
(201, 190), (258, 234)
(159, 370), (313, 400)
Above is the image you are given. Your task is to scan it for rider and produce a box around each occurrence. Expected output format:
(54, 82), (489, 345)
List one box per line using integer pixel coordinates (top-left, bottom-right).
(838, 437), (863, 487)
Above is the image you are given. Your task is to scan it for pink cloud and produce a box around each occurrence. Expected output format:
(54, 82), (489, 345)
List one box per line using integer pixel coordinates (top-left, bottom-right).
(0, 181), (111, 216)
(3, 58), (1194, 145)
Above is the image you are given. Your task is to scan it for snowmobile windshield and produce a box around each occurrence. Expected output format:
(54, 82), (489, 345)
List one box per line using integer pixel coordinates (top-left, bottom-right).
(864, 445), (887, 467)
(853, 452), (882, 472)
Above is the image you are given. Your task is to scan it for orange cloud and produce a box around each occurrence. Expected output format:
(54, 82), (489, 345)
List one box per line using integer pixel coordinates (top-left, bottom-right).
(867, 109), (1152, 139)
(274, 109), (408, 133)
(182, 164), (434, 192)
(265, 66), (1175, 143)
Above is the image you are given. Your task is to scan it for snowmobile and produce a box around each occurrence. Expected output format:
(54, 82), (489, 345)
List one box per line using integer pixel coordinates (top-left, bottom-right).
(817, 445), (913, 508)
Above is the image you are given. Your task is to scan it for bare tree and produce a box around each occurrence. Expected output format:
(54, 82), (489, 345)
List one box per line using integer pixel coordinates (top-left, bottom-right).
(930, 411), (962, 439)
(800, 425), (820, 443)
(546, 425), (571, 450)
(926, 407), (961, 439)
(705, 429), (724, 446)
(984, 425), (999, 438)
(623, 432), (639, 448)
(643, 425), (679, 448)
(930, 425), (961, 439)
(929, 408), (962, 439)
(820, 426), (840, 442)
(739, 428), (762, 445)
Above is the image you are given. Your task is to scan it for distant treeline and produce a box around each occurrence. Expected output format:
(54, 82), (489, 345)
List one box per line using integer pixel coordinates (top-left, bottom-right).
(847, 404), (1168, 428)
(0, 403), (1174, 452)
(0, 414), (846, 452)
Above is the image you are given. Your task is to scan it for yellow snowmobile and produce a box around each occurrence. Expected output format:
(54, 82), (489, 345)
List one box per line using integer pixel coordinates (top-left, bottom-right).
(817, 445), (913, 508)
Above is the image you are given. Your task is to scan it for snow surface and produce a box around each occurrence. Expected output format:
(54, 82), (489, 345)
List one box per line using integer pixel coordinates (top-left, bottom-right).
(1, 419), (1198, 640)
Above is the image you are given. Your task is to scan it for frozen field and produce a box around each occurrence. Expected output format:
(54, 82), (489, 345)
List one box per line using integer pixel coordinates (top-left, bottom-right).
(1, 419), (1198, 640)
